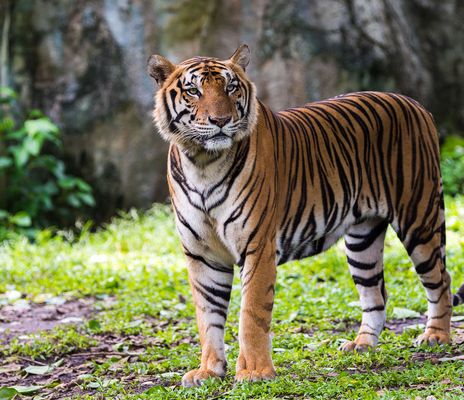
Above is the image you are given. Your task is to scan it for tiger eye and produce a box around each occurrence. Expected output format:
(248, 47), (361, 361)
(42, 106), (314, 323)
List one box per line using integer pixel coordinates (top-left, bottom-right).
(226, 84), (237, 93)
(187, 87), (199, 96)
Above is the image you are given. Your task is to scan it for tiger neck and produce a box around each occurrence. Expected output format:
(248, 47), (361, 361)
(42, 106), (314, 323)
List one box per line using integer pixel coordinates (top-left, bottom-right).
(174, 139), (248, 187)
(180, 145), (234, 168)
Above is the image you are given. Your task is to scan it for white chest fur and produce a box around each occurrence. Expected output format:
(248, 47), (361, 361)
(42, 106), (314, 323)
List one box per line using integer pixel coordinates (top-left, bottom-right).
(169, 148), (241, 266)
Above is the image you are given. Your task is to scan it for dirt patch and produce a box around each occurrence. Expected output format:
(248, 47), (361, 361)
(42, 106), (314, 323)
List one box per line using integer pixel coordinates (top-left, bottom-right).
(384, 316), (428, 334)
(0, 297), (180, 398)
(291, 316), (428, 335)
(385, 316), (464, 342)
(0, 331), (168, 399)
(1, 301), (463, 398)
(0, 298), (95, 341)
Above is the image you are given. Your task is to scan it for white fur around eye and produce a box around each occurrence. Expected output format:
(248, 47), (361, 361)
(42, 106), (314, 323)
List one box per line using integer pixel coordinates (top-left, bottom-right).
(226, 84), (237, 94)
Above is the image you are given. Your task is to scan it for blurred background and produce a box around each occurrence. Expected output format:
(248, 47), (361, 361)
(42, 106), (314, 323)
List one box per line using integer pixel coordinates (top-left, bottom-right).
(0, 0), (463, 236)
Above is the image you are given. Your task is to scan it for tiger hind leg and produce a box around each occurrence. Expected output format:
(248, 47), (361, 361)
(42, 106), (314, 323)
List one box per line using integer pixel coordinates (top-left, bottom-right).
(341, 218), (389, 352)
(394, 213), (452, 346)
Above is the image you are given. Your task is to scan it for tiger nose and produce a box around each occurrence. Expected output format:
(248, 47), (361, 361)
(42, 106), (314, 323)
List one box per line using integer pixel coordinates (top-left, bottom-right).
(208, 116), (231, 128)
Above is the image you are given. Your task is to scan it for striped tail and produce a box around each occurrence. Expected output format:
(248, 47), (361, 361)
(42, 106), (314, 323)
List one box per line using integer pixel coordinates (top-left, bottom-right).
(453, 284), (464, 306)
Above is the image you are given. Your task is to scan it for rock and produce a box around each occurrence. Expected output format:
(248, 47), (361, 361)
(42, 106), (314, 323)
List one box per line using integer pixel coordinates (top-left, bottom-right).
(4, 0), (464, 212)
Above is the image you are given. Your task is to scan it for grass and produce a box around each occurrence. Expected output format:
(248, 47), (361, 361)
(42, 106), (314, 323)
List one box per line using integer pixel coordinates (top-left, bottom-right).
(0, 198), (464, 399)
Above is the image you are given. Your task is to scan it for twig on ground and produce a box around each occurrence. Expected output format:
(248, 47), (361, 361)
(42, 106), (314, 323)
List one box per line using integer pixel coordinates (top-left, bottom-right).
(17, 356), (47, 366)
(69, 351), (141, 358)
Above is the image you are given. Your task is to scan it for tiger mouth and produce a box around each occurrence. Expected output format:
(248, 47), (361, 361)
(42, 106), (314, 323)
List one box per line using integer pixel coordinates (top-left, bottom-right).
(196, 131), (234, 151)
(208, 131), (231, 140)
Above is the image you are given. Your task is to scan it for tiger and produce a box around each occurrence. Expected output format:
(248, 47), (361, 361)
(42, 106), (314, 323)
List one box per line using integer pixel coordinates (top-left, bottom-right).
(147, 44), (464, 387)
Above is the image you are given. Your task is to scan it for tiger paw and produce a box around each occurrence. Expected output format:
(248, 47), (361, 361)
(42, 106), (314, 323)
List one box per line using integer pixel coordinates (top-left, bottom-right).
(235, 349), (276, 383)
(181, 369), (222, 387)
(340, 338), (375, 353)
(415, 330), (450, 347)
(235, 367), (276, 383)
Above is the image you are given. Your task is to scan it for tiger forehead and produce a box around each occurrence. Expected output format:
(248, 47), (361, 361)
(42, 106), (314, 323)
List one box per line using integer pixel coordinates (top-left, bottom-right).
(179, 56), (225, 69)
(180, 59), (233, 84)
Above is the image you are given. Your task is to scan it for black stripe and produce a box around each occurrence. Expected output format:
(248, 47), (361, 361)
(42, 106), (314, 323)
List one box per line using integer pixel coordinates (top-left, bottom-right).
(345, 221), (388, 252)
(357, 331), (378, 337)
(197, 281), (231, 303)
(184, 250), (233, 274)
(346, 256), (377, 270)
(415, 247), (441, 275)
(207, 324), (225, 332)
(211, 308), (227, 319)
(423, 279), (443, 290)
(362, 305), (385, 312)
(352, 271), (384, 287)
(193, 283), (228, 309)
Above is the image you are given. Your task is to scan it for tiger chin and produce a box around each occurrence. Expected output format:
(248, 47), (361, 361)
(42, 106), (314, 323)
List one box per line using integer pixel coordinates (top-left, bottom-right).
(147, 45), (464, 387)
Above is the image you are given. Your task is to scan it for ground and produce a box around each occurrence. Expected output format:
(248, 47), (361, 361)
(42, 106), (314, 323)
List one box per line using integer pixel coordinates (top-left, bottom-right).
(0, 199), (464, 399)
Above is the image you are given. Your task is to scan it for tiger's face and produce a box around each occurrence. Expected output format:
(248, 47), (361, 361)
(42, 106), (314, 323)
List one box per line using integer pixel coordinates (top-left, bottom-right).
(147, 45), (258, 153)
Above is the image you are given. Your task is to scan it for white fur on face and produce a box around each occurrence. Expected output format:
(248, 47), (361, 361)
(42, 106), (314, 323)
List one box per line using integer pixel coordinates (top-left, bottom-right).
(154, 61), (258, 153)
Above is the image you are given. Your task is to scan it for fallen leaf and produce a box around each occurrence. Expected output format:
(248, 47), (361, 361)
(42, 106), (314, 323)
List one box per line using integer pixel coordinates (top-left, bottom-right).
(77, 374), (93, 381)
(0, 387), (17, 400)
(11, 299), (31, 311)
(33, 293), (52, 303)
(24, 365), (53, 375)
(392, 307), (421, 319)
(404, 323), (426, 331)
(60, 316), (83, 324)
(159, 372), (180, 378)
(112, 342), (129, 352)
(438, 355), (464, 362)
(4, 291), (22, 302)
(126, 319), (143, 328)
(108, 356), (130, 372)
(0, 364), (21, 374)
(52, 359), (64, 368)
(454, 330), (464, 344)
(46, 296), (66, 306)
(10, 386), (43, 394)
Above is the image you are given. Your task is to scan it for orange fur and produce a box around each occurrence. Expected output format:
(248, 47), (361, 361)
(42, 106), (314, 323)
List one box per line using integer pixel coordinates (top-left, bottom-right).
(148, 46), (455, 386)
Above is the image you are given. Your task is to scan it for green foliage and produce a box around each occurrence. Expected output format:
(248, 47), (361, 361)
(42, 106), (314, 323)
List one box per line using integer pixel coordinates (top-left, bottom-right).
(441, 135), (464, 196)
(0, 87), (95, 241)
(0, 200), (463, 398)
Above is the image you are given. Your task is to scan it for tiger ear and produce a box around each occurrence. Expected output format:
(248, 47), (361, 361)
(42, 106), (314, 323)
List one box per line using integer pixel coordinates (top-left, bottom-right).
(147, 55), (176, 85)
(228, 44), (250, 71)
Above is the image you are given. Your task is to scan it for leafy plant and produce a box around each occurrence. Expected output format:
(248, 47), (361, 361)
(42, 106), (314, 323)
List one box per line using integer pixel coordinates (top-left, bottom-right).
(0, 200), (463, 398)
(0, 87), (95, 240)
(441, 135), (464, 197)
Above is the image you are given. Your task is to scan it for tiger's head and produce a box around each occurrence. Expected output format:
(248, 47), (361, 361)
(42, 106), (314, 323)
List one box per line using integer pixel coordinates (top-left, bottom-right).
(147, 45), (258, 154)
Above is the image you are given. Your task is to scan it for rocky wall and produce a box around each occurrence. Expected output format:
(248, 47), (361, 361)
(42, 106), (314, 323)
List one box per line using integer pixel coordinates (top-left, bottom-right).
(3, 0), (463, 215)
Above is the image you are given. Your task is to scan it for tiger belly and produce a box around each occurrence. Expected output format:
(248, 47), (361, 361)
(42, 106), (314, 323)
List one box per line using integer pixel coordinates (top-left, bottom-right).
(276, 215), (356, 265)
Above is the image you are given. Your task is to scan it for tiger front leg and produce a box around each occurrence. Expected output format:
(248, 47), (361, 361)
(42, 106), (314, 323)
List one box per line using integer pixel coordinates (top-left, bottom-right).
(181, 254), (234, 387)
(235, 244), (277, 382)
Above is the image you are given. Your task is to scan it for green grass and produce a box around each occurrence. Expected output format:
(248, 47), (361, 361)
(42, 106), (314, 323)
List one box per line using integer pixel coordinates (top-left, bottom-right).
(1, 198), (464, 399)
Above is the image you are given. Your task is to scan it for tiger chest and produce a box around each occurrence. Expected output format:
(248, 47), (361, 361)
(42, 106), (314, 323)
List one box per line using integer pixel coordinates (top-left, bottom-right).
(171, 182), (241, 266)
